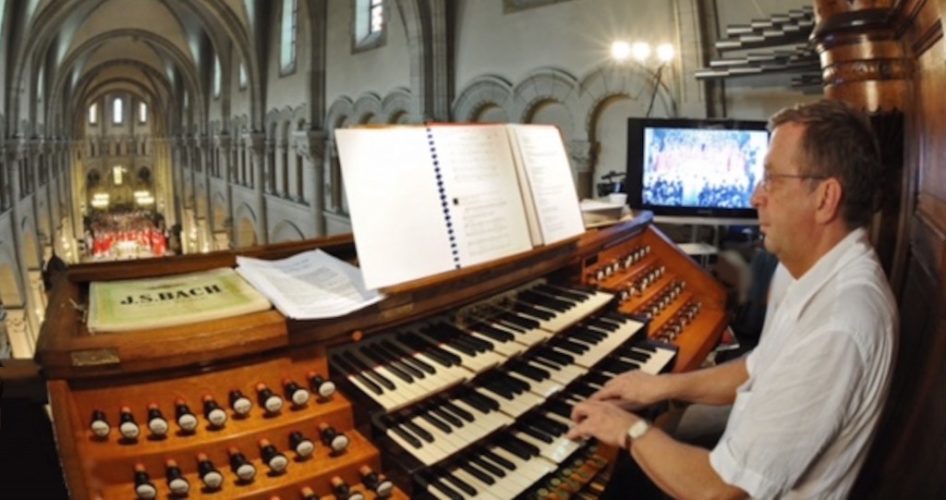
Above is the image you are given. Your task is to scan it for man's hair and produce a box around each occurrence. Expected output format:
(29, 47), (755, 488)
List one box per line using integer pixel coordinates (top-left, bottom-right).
(768, 99), (883, 229)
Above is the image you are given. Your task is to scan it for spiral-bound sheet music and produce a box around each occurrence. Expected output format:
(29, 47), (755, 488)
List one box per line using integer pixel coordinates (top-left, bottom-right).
(335, 124), (582, 289)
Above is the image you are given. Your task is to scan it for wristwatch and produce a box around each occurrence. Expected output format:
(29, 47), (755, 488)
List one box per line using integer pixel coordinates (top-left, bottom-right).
(624, 419), (651, 450)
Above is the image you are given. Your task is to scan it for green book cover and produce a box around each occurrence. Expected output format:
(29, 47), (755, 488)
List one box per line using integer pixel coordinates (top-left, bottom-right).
(87, 267), (272, 332)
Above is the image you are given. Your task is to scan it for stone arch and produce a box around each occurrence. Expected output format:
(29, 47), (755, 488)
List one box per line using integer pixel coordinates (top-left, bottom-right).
(453, 75), (514, 123)
(211, 192), (228, 230)
(325, 97), (354, 136)
(579, 64), (675, 138)
(512, 68), (582, 132)
(382, 88), (414, 124)
(233, 202), (258, 249)
(353, 93), (384, 125)
(270, 220), (305, 244)
(0, 249), (23, 308)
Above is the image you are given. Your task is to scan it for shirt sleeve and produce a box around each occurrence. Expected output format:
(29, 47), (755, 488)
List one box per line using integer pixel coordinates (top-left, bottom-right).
(709, 329), (865, 499)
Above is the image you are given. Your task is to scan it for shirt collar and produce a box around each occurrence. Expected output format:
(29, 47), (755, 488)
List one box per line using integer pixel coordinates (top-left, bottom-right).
(780, 227), (871, 318)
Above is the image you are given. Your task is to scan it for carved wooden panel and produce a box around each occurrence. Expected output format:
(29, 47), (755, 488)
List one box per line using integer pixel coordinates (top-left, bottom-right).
(850, 1), (946, 495)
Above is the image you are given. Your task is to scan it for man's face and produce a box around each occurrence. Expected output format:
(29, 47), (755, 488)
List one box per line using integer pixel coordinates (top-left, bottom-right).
(751, 123), (821, 262)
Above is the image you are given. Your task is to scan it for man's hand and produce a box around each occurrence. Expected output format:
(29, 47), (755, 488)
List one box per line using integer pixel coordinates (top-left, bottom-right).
(589, 370), (667, 409)
(566, 400), (639, 449)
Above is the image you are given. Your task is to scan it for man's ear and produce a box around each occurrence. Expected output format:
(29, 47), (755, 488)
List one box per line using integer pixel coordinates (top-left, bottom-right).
(815, 177), (843, 224)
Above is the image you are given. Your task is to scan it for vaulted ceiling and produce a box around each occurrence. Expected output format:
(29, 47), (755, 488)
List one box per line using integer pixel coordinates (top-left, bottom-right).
(5, 0), (263, 137)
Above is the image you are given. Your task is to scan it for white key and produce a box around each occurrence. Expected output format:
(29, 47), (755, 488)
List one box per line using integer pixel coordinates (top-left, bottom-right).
(513, 431), (579, 464)
(385, 428), (439, 466)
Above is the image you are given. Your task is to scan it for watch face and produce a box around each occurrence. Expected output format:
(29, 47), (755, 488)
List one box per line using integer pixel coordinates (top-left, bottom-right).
(627, 419), (650, 444)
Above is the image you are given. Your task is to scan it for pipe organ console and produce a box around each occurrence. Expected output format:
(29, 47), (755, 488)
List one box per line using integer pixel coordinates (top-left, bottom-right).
(35, 213), (727, 499)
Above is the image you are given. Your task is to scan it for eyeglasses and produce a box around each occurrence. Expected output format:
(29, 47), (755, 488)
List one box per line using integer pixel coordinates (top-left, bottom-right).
(758, 172), (828, 192)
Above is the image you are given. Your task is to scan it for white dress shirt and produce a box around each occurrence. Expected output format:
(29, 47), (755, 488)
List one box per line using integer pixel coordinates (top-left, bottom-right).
(709, 228), (898, 499)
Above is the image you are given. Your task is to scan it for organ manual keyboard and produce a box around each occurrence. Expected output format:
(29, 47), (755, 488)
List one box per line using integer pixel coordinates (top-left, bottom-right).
(31, 211), (727, 499)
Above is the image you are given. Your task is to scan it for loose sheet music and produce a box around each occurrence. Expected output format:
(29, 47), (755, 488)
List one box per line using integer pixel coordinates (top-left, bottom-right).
(236, 249), (383, 319)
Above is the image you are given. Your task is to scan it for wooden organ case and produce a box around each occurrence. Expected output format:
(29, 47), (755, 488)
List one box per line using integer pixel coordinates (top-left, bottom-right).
(35, 213), (727, 499)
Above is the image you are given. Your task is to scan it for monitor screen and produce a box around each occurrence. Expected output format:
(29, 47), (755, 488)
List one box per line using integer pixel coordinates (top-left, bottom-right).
(627, 118), (769, 219)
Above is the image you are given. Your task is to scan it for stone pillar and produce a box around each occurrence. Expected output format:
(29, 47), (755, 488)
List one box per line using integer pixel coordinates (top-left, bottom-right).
(294, 129), (328, 236)
(248, 132), (269, 245)
(569, 140), (595, 199)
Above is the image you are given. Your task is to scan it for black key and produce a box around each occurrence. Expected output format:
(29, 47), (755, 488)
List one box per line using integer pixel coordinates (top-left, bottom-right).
(375, 342), (426, 378)
(380, 340), (437, 374)
(536, 414), (568, 435)
(442, 400), (474, 422)
(458, 392), (492, 413)
(466, 390), (500, 411)
(547, 400), (573, 419)
(442, 323), (492, 351)
(481, 380), (515, 400)
(343, 352), (395, 391)
(497, 438), (532, 460)
(602, 358), (638, 373)
(605, 311), (631, 323)
(573, 327), (606, 342)
(470, 454), (505, 477)
(570, 383), (596, 398)
(383, 417), (421, 448)
(534, 346), (573, 365)
(403, 419), (434, 443)
(520, 423), (554, 443)
(442, 470), (478, 495)
(422, 325), (479, 356)
(430, 405), (463, 428)
(332, 355), (383, 395)
(417, 475), (464, 500)
(499, 312), (540, 330)
(629, 342), (658, 353)
(361, 345), (414, 383)
(482, 448), (516, 471)
(616, 344), (652, 358)
(507, 434), (541, 456)
(513, 302), (555, 320)
(458, 462), (495, 485)
(549, 337), (589, 354)
(394, 334), (455, 368)
(493, 315), (527, 332)
(420, 410), (453, 434)
(526, 354), (562, 371)
(520, 290), (573, 312)
(584, 372), (611, 387)
(469, 322), (515, 342)
(536, 284), (587, 302)
(507, 361), (547, 382)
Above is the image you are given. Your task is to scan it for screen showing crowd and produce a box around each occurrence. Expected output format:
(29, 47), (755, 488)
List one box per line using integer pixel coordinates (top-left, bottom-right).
(642, 127), (768, 210)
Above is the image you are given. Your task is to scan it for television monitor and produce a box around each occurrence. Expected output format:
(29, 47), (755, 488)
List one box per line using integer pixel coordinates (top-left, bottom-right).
(626, 118), (769, 221)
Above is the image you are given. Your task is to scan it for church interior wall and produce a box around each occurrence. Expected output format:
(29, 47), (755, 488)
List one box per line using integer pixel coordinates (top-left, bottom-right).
(264, 0), (313, 116)
(324, 0), (412, 114)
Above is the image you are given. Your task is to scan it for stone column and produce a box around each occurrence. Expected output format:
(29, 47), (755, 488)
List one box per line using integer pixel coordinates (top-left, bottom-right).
(248, 132), (269, 244)
(294, 129), (328, 236)
(569, 140), (595, 199)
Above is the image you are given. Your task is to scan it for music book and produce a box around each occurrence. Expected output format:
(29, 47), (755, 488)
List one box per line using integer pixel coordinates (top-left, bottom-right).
(86, 268), (272, 333)
(335, 123), (585, 289)
(235, 249), (384, 320)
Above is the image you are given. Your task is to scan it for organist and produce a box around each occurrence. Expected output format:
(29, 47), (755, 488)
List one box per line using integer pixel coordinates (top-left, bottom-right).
(567, 100), (898, 499)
